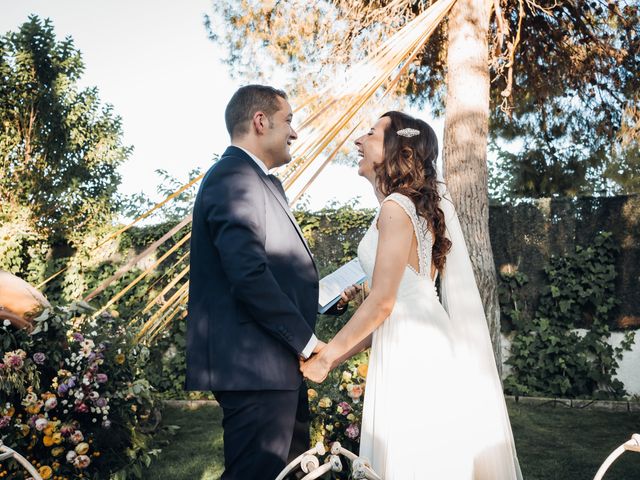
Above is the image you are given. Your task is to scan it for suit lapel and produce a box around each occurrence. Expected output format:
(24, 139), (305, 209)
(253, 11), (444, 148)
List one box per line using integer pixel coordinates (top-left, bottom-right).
(224, 147), (317, 270)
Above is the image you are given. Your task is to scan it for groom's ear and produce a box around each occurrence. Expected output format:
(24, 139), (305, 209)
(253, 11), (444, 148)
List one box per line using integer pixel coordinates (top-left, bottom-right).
(251, 111), (269, 136)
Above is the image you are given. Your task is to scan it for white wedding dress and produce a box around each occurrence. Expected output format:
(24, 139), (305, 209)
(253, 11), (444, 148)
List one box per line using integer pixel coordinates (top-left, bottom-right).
(357, 191), (522, 479)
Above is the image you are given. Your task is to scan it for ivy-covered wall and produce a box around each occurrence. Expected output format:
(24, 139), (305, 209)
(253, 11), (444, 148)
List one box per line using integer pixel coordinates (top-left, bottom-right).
(489, 194), (640, 329)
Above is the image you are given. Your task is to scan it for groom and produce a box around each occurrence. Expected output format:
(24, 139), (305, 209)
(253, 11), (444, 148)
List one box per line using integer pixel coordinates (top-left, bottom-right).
(186, 85), (339, 480)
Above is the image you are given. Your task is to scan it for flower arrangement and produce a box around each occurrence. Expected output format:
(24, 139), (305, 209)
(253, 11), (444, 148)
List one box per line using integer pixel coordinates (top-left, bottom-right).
(0, 302), (160, 480)
(308, 351), (368, 456)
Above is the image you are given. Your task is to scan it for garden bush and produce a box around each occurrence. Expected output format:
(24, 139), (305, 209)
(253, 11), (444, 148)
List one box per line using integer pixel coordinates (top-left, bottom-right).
(0, 302), (162, 479)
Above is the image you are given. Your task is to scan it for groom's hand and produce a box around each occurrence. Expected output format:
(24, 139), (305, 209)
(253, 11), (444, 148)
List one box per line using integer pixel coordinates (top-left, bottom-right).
(300, 349), (332, 383)
(299, 340), (326, 370)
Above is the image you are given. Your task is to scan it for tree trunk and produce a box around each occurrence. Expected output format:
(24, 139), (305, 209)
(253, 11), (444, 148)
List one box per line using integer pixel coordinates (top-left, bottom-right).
(443, 0), (502, 374)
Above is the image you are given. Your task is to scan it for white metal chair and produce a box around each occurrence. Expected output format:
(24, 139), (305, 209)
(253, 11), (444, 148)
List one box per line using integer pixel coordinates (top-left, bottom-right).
(593, 433), (640, 480)
(0, 440), (43, 480)
(276, 442), (382, 480)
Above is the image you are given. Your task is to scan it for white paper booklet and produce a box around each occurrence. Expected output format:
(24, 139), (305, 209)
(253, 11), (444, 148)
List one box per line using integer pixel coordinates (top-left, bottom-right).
(318, 258), (367, 314)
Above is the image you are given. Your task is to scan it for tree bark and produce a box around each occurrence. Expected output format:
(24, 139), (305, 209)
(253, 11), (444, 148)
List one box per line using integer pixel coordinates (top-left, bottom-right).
(443, 0), (502, 374)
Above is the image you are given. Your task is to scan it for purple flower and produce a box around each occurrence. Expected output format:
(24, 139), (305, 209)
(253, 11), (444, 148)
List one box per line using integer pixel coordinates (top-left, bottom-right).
(0, 416), (11, 428)
(72, 332), (84, 342)
(57, 384), (69, 395)
(345, 423), (360, 440)
(87, 352), (96, 363)
(32, 352), (46, 365)
(67, 377), (77, 388)
(95, 397), (107, 408)
(337, 402), (352, 416)
(96, 373), (108, 384)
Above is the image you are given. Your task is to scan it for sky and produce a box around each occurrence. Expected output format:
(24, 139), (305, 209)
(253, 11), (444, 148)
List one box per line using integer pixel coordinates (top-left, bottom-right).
(0, 0), (444, 212)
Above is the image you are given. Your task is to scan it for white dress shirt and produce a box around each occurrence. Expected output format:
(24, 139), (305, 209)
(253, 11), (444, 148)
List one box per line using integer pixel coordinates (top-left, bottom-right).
(234, 145), (318, 359)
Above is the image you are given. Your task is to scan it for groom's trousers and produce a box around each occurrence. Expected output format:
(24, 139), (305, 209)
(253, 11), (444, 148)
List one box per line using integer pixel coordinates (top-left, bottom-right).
(214, 385), (310, 480)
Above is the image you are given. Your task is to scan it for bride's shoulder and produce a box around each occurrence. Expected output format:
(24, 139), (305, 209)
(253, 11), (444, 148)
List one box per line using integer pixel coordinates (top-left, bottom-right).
(381, 192), (416, 214)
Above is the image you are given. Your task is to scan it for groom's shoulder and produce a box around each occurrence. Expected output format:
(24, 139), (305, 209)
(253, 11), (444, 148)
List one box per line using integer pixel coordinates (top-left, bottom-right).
(204, 147), (257, 183)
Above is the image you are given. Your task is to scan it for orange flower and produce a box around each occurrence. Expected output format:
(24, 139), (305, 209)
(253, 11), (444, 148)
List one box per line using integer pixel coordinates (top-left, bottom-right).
(357, 363), (368, 378)
(346, 384), (364, 403)
(115, 353), (125, 364)
(307, 389), (318, 400)
(43, 436), (54, 447)
(38, 465), (52, 479)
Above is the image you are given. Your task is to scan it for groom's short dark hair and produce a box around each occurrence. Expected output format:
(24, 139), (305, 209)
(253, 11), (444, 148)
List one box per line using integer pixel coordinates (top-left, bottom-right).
(225, 85), (288, 138)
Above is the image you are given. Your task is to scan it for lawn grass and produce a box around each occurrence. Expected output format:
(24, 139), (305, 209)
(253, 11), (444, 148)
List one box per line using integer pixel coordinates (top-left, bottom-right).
(145, 401), (640, 479)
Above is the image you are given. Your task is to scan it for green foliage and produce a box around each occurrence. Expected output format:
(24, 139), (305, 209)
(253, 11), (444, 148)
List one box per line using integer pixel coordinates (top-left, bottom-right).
(0, 16), (131, 243)
(0, 302), (163, 479)
(503, 232), (636, 399)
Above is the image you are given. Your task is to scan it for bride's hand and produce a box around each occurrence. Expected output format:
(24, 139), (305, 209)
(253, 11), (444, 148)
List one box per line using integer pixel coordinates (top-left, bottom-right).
(300, 350), (332, 383)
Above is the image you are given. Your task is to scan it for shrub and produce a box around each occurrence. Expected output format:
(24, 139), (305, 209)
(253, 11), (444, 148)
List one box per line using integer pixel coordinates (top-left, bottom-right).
(0, 302), (161, 479)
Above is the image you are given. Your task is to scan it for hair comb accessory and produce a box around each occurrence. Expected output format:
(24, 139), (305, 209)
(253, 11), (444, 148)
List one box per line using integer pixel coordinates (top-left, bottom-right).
(396, 127), (420, 138)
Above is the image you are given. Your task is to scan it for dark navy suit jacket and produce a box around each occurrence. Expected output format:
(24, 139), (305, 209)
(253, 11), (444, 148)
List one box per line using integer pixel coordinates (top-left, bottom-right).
(186, 146), (319, 391)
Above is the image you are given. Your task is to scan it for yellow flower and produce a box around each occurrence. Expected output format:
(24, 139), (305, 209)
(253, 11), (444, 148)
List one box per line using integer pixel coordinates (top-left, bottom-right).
(75, 442), (90, 455)
(38, 465), (52, 479)
(52, 432), (62, 445)
(357, 363), (368, 378)
(43, 436), (54, 447)
(318, 397), (332, 409)
(307, 389), (318, 400)
(25, 402), (43, 415)
(115, 353), (125, 364)
(342, 371), (352, 382)
(52, 461), (60, 470)
(51, 447), (65, 457)
(44, 425), (55, 436)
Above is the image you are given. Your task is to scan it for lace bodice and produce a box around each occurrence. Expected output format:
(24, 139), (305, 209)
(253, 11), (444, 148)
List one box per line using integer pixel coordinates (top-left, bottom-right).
(358, 193), (433, 277)
(357, 193), (436, 295)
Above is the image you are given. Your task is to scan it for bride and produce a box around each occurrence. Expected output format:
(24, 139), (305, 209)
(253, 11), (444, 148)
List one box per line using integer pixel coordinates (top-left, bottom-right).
(300, 111), (523, 479)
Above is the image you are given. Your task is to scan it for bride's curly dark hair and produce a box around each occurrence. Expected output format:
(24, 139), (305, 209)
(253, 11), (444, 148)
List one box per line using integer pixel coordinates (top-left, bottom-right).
(374, 111), (452, 272)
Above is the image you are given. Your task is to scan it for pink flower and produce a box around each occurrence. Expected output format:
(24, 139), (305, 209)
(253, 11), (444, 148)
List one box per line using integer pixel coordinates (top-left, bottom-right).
(0, 416), (11, 428)
(96, 373), (108, 383)
(73, 454), (91, 469)
(35, 418), (48, 431)
(74, 403), (89, 413)
(345, 423), (360, 439)
(60, 423), (76, 436)
(7, 354), (23, 369)
(70, 430), (84, 444)
(337, 402), (352, 416)
(44, 397), (58, 411)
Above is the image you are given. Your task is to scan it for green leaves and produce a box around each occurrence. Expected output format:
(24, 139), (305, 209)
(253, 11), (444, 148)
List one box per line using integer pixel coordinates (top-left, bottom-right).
(503, 231), (635, 399)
